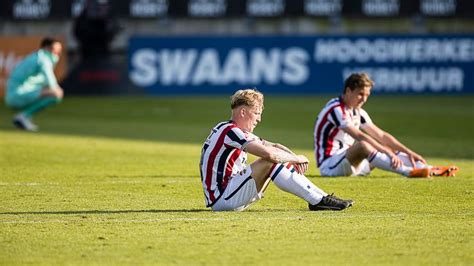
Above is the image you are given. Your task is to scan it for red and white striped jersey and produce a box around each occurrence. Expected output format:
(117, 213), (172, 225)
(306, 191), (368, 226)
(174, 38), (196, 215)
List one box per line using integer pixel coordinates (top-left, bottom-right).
(313, 97), (373, 167)
(199, 120), (261, 207)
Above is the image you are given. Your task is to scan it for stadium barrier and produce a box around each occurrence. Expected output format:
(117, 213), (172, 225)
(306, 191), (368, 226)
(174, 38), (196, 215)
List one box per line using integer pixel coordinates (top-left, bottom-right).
(129, 34), (474, 95)
(1, 0), (473, 19)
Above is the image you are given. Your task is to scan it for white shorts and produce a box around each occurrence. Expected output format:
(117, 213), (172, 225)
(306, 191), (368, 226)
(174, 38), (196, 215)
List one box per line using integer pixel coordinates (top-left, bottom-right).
(212, 165), (263, 212)
(319, 149), (371, 177)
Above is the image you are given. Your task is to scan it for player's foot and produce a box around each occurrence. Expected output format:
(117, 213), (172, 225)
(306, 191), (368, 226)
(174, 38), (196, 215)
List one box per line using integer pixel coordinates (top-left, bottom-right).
(408, 168), (431, 178)
(13, 114), (38, 132)
(430, 165), (459, 177)
(308, 193), (354, 211)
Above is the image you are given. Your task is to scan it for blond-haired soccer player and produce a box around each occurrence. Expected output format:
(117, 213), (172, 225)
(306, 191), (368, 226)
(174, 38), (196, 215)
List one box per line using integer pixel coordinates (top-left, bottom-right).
(199, 88), (353, 211)
(314, 72), (458, 178)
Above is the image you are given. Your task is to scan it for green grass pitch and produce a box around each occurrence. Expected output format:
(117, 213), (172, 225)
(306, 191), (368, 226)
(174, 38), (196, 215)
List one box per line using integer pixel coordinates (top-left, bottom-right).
(0, 95), (473, 265)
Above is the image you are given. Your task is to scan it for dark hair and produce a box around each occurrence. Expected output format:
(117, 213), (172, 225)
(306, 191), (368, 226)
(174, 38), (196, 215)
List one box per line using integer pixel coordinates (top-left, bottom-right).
(343, 73), (374, 93)
(40, 37), (60, 48)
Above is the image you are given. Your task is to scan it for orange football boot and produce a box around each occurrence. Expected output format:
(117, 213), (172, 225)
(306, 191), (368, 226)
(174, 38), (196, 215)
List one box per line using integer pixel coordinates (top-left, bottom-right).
(408, 168), (431, 178)
(430, 165), (459, 177)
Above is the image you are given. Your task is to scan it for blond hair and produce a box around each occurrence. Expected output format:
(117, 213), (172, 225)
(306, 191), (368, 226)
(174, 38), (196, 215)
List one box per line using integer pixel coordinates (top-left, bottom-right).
(230, 88), (264, 109)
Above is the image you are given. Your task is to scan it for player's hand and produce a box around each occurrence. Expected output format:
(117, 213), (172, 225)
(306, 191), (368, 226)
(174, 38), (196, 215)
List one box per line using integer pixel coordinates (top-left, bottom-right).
(388, 152), (403, 169)
(296, 155), (309, 164)
(408, 152), (426, 167)
(292, 155), (309, 174)
(294, 162), (308, 174)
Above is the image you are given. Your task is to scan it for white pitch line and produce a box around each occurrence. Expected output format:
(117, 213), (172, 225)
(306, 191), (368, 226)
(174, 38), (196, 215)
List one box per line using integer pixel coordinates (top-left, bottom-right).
(0, 212), (472, 224)
(0, 217), (298, 224)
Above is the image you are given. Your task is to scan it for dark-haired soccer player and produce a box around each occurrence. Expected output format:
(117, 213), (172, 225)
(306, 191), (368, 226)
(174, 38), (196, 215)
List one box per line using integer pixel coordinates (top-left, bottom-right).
(5, 37), (64, 131)
(313, 72), (458, 178)
(200, 88), (354, 212)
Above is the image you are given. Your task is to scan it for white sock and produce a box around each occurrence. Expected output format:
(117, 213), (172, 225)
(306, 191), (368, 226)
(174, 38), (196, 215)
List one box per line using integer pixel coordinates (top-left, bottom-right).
(368, 151), (413, 176)
(396, 151), (431, 168)
(270, 163), (326, 205)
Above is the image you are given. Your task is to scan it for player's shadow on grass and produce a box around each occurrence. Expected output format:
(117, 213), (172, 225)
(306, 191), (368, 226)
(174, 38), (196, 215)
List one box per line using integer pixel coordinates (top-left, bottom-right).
(0, 209), (210, 215)
(0, 208), (300, 215)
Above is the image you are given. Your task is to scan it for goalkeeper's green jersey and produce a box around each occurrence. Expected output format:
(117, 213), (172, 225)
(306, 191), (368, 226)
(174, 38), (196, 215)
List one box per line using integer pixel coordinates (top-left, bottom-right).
(8, 49), (59, 89)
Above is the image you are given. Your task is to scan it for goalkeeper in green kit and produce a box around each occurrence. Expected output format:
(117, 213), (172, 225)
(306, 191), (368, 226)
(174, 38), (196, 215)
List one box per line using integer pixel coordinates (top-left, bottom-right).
(5, 37), (64, 132)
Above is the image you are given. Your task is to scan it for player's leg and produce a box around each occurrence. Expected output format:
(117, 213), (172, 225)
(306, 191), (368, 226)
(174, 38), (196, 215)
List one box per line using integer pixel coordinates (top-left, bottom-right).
(348, 141), (429, 177)
(21, 87), (63, 118)
(395, 151), (459, 177)
(211, 165), (262, 211)
(11, 87), (63, 131)
(251, 158), (325, 204)
(212, 159), (287, 211)
(345, 141), (372, 166)
(5, 82), (41, 131)
(252, 159), (353, 210)
(319, 148), (367, 177)
(395, 151), (430, 168)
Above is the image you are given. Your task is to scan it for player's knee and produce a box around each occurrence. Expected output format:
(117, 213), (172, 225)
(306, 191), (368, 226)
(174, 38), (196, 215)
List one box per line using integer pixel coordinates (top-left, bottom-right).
(251, 159), (274, 178)
(55, 88), (64, 100)
(42, 87), (63, 100)
(259, 159), (275, 171)
(357, 141), (374, 155)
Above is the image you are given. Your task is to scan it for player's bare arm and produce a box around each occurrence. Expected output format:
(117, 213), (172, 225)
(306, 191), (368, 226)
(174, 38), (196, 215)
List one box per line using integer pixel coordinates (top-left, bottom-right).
(343, 125), (403, 169)
(261, 140), (309, 173)
(246, 141), (307, 164)
(246, 141), (309, 174)
(362, 123), (426, 166)
(262, 140), (296, 155)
